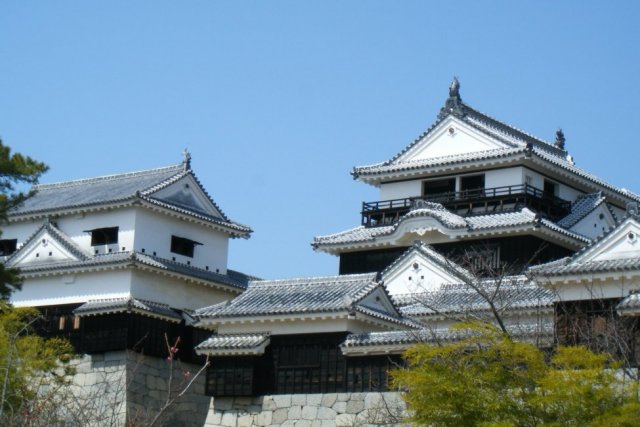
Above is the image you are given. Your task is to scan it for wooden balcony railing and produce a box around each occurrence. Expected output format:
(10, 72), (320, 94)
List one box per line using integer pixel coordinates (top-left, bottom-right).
(361, 184), (571, 227)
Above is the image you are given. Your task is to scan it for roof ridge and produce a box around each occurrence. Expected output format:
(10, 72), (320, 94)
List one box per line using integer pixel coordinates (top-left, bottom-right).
(34, 163), (183, 190)
(250, 272), (378, 287)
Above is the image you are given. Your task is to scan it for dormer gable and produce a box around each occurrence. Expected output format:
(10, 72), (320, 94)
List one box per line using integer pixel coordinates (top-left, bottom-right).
(577, 217), (640, 262)
(382, 242), (473, 294)
(144, 174), (225, 220)
(6, 221), (89, 267)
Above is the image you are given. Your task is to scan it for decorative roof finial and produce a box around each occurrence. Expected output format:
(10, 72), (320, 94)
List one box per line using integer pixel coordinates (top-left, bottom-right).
(182, 148), (191, 171)
(438, 77), (465, 120)
(449, 77), (461, 100)
(555, 128), (565, 150)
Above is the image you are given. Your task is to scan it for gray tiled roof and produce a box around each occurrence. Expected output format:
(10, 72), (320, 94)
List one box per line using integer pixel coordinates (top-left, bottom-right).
(73, 297), (182, 321)
(195, 333), (270, 353)
(194, 273), (404, 324)
(313, 207), (589, 248)
(394, 281), (554, 317)
(8, 162), (252, 234)
(13, 250), (250, 290)
(342, 318), (554, 352)
(12, 164), (186, 216)
(617, 293), (640, 315)
(557, 192), (607, 228)
(529, 256), (640, 277)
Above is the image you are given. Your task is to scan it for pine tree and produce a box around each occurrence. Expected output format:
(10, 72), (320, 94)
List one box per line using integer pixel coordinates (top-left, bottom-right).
(0, 139), (48, 299)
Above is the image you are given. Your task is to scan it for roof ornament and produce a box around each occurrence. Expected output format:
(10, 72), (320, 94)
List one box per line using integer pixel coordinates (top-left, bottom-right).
(449, 77), (461, 100)
(182, 148), (192, 171)
(554, 128), (566, 150)
(438, 77), (465, 120)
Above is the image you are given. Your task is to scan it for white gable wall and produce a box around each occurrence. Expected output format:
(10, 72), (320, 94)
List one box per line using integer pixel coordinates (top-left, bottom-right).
(11, 270), (132, 307)
(383, 251), (463, 294)
(569, 205), (616, 240)
(133, 209), (229, 274)
(401, 117), (506, 162)
(151, 175), (224, 219)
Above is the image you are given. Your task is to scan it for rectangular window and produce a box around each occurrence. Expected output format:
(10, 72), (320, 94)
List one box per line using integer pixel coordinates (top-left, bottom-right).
(0, 239), (17, 256)
(460, 174), (485, 193)
(423, 178), (455, 198)
(88, 227), (119, 246)
(170, 235), (202, 258)
(544, 179), (558, 197)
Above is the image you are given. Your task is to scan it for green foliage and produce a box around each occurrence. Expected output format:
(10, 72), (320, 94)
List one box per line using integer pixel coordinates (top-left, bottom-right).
(0, 302), (75, 420)
(0, 138), (48, 299)
(392, 322), (639, 427)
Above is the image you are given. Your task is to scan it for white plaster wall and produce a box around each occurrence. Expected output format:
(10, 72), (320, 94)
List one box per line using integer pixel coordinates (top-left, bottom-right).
(56, 209), (137, 255)
(130, 270), (235, 311)
(522, 168), (582, 202)
(408, 118), (503, 161)
(10, 270), (132, 307)
(379, 180), (422, 201)
(550, 276), (640, 302)
(484, 167), (523, 189)
(570, 206), (615, 240)
(133, 209), (229, 274)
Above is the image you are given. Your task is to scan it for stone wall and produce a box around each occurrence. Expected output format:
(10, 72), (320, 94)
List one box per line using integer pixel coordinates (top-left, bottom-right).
(64, 351), (210, 427)
(203, 392), (407, 427)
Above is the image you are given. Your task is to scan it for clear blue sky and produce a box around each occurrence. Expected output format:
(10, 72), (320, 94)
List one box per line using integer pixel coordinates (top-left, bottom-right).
(1, 2), (639, 279)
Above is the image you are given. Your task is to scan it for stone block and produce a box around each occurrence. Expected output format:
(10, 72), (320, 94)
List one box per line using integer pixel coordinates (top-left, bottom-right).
(301, 405), (318, 420)
(263, 396), (277, 411)
(364, 393), (382, 409)
(332, 402), (346, 413)
(274, 394), (292, 408)
(321, 421), (337, 427)
(317, 406), (337, 420)
(336, 413), (356, 427)
(238, 414), (254, 427)
(306, 394), (322, 406)
(295, 421), (311, 427)
(273, 408), (289, 424)
(336, 393), (350, 402)
(235, 396), (252, 406)
(256, 411), (273, 426)
(288, 405), (301, 419)
(350, 393), (365, 401)
(345, 400), (364, 414)
(321, 393), (337, 407)
(221, 412), (237, 427)
(292, 394), (307, 405)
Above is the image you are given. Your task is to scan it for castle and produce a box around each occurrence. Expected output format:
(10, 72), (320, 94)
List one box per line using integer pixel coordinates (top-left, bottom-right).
(4, 79), (640, 425)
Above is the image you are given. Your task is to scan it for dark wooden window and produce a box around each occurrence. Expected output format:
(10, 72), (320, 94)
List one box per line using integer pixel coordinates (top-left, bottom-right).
(0, 239), (17, 256)
(89, 227), (119, 246)
(460, 174), (485, 193)
(206, 357), (256, 396)
(205, 333), (403, 397)
(170, 235), (201, 258)
(423, 178), (455, 198)
(543, 179), (558, 197)
(346, 356), (400, 392)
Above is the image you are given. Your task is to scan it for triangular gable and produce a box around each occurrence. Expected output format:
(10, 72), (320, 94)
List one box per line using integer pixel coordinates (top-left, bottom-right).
(145, 174), (225, 219)
(566, 203), (617, 240)
(358, 286), (401, 318)
(382, 243), (473, 295)
(393, 116), (511, 164)
(572, 216), (640, 263)
(6, 222), (89, 267)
